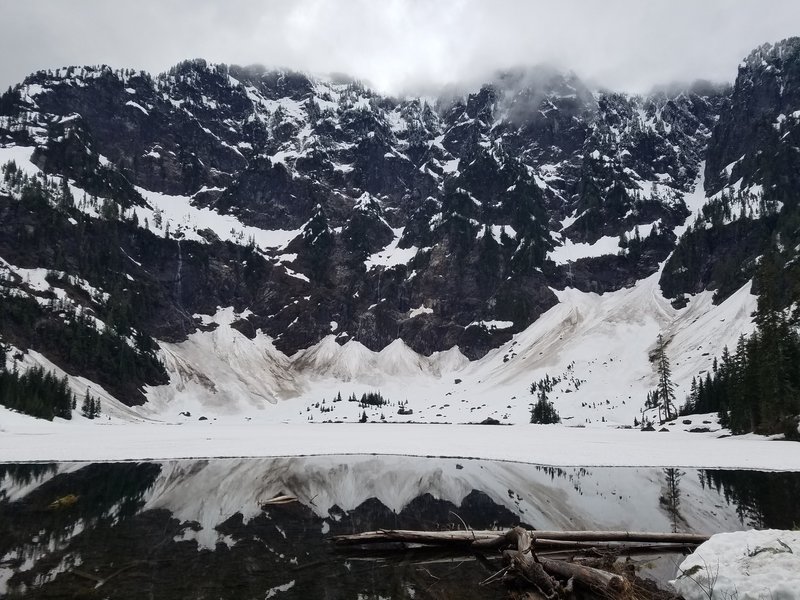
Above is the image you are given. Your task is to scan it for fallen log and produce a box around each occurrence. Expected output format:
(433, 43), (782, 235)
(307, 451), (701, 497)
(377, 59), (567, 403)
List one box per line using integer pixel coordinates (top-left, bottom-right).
(528, 530), (709, 544)
(539, 556), (628, 594)
(338, 541), (704, 563)
(503, 527), (562, 599)
(331, 528), (709, 547)
(332, 529), (499, 546)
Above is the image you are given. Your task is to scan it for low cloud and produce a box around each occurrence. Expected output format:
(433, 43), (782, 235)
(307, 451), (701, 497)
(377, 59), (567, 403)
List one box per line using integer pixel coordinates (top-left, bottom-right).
(2, 0), (799, 94)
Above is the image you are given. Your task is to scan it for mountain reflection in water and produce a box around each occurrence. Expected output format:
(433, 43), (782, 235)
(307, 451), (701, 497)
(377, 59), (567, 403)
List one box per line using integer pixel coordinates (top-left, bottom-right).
(1, 456), (798, 599)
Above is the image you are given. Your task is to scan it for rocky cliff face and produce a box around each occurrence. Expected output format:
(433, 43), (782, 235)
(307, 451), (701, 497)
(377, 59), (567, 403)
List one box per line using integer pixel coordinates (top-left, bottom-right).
(662, 38), (800, 303)
(1, 39), (799, 406)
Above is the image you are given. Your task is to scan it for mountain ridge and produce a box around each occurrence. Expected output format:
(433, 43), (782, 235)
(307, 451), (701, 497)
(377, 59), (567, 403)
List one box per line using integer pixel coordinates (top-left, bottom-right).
(1, 37), (799, 421)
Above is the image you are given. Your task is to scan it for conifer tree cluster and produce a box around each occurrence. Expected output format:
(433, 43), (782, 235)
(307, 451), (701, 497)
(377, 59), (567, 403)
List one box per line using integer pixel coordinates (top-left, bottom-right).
(530, 389), (561, 424)
(0, 344), (75, 420)
(529, 374), (562, 395)
(357, 391), (387, 407)
(80, 389), (101, 419)
(681, 252), (800, 436)
(0, 294), (167, 405)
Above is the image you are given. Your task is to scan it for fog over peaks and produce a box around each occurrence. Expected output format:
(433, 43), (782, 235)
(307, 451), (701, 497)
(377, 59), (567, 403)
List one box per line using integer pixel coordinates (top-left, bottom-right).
(1, 0), (799, 94)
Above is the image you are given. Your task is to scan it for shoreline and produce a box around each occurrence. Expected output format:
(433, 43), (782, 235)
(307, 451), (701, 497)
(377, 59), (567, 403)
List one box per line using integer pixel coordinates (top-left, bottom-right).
(2, 421), (798, 470)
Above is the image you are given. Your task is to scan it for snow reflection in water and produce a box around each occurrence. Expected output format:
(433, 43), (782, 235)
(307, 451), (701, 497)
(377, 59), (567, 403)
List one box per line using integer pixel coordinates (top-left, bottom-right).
(1, 456), (798, 598)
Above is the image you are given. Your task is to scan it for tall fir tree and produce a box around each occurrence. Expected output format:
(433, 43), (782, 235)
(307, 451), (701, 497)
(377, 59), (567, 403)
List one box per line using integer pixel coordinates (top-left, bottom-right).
(656, 334), (676, 423)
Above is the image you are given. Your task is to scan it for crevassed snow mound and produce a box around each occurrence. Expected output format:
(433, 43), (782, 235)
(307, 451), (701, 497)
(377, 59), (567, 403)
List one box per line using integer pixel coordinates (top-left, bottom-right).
(671, 530), (800, 600)
(290, 335), (467, 383)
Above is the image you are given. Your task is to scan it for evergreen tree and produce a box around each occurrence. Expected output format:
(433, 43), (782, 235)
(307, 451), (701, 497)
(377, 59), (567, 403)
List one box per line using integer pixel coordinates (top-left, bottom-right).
(661, 468), (684, 533)
(81, 390), (94, 419)
(681, 377), (698, 415)
(530, 389), (560, 424)
(655, 334), (676, 422)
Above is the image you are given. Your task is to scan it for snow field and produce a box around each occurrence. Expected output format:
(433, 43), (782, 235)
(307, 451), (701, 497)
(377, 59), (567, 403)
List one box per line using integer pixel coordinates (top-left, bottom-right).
(2, 417), (799, 469)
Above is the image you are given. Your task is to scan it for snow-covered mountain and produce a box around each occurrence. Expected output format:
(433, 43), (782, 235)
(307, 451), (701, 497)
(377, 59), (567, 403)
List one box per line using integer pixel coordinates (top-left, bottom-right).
(2, 38), (800, 423)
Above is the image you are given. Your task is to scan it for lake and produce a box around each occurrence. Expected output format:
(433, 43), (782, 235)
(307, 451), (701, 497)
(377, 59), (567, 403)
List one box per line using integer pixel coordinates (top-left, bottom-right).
(2, 456), (799, 598)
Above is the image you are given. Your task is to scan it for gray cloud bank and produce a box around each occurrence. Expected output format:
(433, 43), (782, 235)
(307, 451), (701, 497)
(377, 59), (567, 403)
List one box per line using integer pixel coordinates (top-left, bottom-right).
(1, 0), (799, 94)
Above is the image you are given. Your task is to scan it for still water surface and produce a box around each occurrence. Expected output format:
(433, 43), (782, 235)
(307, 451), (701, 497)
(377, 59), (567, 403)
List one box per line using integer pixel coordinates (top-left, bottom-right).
(1, 456), (798, 598)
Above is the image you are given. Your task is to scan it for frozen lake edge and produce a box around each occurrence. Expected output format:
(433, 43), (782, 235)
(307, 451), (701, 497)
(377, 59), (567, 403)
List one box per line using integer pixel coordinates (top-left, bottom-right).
(1, 421), (798, 470)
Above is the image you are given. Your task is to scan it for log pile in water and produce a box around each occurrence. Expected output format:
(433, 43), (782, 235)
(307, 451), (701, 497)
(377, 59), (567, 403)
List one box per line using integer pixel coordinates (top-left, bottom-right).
(331, 527), (709, 599)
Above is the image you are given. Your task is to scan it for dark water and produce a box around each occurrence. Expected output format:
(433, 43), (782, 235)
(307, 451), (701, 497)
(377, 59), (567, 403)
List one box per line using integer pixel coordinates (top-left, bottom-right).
(1, 457), (799, 599)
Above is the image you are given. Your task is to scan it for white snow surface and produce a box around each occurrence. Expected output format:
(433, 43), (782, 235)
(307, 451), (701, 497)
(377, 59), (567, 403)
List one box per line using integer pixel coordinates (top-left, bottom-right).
(1, 269), (768, 465)
(137, 272), (757, 429)
(548, 234), (622, 264)
(671, 529), (800, 600)
(1, 419), (799, 469)
(407, 304), (433, 318)
(0, 145), (42, 177)
(135, 186), (300, 250)
(364, 228), (419, 269)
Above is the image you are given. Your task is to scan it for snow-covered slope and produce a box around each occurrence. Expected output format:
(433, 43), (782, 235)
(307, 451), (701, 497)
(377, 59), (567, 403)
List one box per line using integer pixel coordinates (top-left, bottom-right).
(0, 257), (754, 427)
(125, 271), (754, 427)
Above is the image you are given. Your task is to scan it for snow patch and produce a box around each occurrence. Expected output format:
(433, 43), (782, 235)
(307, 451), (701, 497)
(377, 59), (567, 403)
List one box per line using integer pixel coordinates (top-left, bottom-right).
(548, 235), (621, 265)
(365, 228), (419, 269)
(408, 304), (433, 318)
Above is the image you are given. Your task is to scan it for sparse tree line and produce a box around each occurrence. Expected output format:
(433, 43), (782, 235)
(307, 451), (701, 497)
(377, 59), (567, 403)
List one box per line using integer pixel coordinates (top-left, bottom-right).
(306, 391), (396, 422)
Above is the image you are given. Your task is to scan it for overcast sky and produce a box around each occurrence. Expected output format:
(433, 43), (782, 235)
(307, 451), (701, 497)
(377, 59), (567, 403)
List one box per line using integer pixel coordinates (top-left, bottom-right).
(2, 0), (799, 94)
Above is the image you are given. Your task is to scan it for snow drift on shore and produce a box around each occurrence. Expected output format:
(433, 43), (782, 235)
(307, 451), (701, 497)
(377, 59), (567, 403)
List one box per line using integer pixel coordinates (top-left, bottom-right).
(671, 529), (800, 600)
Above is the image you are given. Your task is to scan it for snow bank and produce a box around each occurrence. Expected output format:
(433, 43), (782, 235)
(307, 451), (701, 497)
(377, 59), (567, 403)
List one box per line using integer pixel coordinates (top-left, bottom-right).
(137, 271), (755, 427)
(671, 529), (800, 600)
